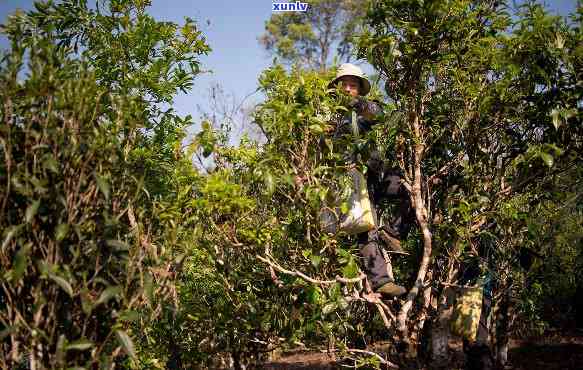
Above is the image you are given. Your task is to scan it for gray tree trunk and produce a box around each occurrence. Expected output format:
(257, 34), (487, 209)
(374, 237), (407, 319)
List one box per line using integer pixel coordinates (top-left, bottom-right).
(431, 286), (455, 365)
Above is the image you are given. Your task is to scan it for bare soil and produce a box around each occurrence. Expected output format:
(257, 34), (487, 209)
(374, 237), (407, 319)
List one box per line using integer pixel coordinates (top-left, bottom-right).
(263, 331), (583, 369)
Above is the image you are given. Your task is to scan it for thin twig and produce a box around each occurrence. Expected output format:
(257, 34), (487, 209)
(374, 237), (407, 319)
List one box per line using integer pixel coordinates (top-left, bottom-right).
(428, 152), (465, 183)
(440, 281), (480, 289)
(257, 255), (366, 285)
(375, 303), (392, 329)
(324, 348), (399, 368)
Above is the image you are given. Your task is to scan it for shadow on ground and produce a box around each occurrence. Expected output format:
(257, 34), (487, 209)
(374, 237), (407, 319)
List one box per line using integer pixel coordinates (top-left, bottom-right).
(508, 342), (583, 370)
(263, 332), (583, 369)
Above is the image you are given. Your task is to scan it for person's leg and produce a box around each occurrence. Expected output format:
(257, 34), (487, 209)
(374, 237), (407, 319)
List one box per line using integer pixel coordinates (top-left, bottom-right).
(378, 167), (415, 241)
(358, 230), (406, 296)
(358, 172), (406, 296)
(358, 231), (391, 290)
(367, 166), (411, 254)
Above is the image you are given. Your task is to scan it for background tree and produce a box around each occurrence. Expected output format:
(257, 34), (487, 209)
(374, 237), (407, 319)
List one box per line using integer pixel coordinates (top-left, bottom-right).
(259, 0), (367, 70)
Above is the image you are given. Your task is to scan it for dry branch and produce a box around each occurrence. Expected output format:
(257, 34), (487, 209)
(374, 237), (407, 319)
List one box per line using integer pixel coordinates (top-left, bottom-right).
(258, 254), (398, 329)
(324, 348), (400, 368)
(256, 254), (366, 285)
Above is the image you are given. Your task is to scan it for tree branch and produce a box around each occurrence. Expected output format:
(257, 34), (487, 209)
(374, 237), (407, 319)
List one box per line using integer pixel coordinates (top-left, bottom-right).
(256, 254), (366, 285)
(325, 348), (399, 368)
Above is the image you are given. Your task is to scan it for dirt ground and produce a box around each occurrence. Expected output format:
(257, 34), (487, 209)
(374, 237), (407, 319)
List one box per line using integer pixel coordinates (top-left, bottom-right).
(263, 331), (583, 369)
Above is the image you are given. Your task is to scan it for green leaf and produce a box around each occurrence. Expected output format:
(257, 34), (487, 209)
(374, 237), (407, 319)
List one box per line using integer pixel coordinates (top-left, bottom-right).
(95, 286), (122, 307)
(25, 200), (41, 223)
(322, 302), (336, 315)
(144, 273), (154, 304)
(94, 173), (110, 200)
(10, 243), (31, 282)
(309, 254), (322, 269)
(118, 310), (140, 322)
(329, 283), (342, 300)
(106, 239), (129, 252)
(341, 259), (358, 278)
(309, 124), (324, 134)
(43, 155), (59, 174)
(55, 223), (69, 241)
(336, 297), (349, 310)
(340, 201), (349, 214)
(67, 338), (94, 351)
(540, 152), (554, 167)
(550, 108), (560, 129)
(2, 224), (23, 250)
(477, 195), (489, 204)
(305, 286), (321, 304)
(80, 288), (93, 315)
(116, 330), (136, 359)
(49, 273), (74, 297)
(324, 138), (333, 152)
(264, 171), (275, 195)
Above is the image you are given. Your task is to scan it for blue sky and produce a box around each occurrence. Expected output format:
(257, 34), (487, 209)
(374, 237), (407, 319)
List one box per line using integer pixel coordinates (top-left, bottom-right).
(0, 0), (274, 126)
(1, 0), (579, 132)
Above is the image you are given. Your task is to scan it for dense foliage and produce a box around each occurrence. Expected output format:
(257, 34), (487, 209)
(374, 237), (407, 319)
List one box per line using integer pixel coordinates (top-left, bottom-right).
(357, 0), (581, 363)
(0, 0), (209, 368)
(1, 0), (581, 369)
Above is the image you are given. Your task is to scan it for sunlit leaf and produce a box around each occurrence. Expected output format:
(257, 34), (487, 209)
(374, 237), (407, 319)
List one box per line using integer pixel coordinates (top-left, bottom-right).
(116, 330), (136, 359)
(55, 223), (69, 241)
(94, 173), (110, 200)
(49, 273), (74, 297)
(25, 200), (40, 223)
(95, 286), (122, 307)
(540, 152), (554, 168)
(322, 302), (336, 315)
(10, 243), (31, 282)
(67, 338), (94, 351)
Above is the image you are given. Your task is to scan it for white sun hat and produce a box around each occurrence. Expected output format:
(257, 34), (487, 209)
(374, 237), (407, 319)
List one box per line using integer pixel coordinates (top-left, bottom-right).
(328, 63), (371, 96)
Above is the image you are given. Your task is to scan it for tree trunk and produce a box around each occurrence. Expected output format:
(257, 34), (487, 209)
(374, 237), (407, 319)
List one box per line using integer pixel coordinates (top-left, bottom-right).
(494, 286), (511, 367)
(430, 286), (455, 366)
(396, 109), (433, 356)
(412, 269), (434, 358)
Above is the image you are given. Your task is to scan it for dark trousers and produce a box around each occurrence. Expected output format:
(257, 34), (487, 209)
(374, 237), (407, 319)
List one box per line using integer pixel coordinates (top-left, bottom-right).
(359, 230), (391, 290)
(358, 164), (414, 289)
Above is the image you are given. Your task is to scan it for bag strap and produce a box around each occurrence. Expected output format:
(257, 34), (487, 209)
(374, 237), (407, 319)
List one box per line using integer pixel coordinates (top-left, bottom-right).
(350, 110), (363, 165)
(351, 110), (359, 137)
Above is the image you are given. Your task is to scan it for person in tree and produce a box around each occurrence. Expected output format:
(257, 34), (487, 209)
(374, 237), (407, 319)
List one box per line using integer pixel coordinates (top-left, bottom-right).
(327, 63), (413, 297)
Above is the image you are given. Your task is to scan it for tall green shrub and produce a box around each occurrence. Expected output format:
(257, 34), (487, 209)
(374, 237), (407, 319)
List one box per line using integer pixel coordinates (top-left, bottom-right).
(0, 1), (210, 368)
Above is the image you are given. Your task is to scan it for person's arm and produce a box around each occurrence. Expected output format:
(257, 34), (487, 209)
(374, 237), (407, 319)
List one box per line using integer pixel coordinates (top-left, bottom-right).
(355, 98), (383, 121)
(351, 98), (384, 132)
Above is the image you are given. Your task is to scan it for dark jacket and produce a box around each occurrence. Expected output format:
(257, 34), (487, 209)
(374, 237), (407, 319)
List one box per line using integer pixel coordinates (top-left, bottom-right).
(332, 97), (384, 140)
(331, 97), (385, 173)
(331, 98), (407, 204)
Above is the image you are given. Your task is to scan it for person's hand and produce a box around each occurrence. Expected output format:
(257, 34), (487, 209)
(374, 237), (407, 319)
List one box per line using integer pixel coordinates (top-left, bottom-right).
(323, 123), (335, 133)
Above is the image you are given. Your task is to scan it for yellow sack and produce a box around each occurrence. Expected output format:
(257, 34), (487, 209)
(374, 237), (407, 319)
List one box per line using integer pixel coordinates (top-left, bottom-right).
(319, 169), (376, 235)
(318, 111), (375, 235)
(450, 286), (483, 342)
(339, 168), (375, 234)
